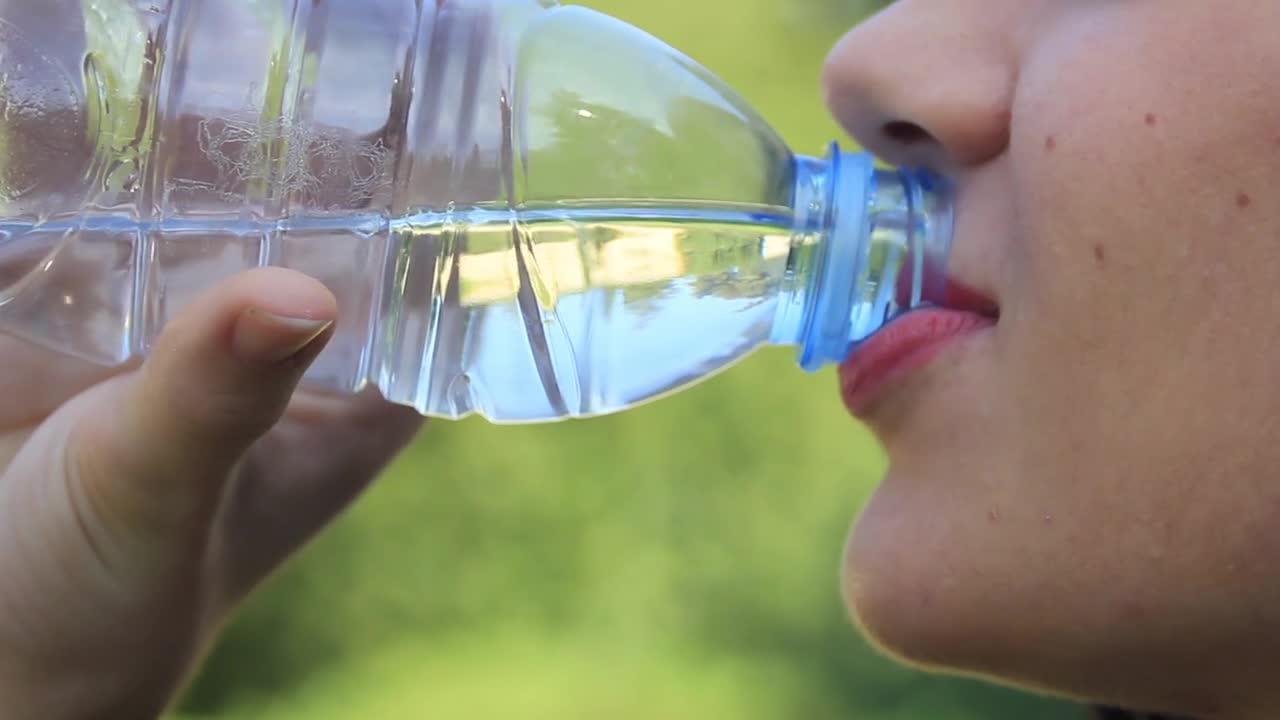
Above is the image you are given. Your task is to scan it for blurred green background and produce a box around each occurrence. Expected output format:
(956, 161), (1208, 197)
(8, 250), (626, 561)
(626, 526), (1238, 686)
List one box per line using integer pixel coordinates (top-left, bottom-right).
(174, 1), (1081, 718)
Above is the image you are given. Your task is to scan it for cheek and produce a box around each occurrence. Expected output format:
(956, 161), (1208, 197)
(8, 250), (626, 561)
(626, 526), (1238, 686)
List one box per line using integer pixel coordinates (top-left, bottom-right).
(991, 0), (1280, 617)
(844, 2), (1280, 683)
(1011, 2), (1280, 324)
(1005, 4), (1280, 451)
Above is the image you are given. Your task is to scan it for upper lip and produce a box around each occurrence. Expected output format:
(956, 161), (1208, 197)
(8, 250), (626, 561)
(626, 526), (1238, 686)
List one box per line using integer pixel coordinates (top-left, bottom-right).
(937, 277), (1000, 320)
(928, 164), (1006, 321)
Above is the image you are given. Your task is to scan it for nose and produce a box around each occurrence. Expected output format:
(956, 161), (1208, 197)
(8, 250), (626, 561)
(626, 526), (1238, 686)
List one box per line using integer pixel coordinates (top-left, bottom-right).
(821, 0), (1015, 172)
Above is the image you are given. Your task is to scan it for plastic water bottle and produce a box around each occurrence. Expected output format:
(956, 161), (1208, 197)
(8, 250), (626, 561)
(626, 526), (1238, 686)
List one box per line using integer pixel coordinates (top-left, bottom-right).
(0, 0), (953, 423)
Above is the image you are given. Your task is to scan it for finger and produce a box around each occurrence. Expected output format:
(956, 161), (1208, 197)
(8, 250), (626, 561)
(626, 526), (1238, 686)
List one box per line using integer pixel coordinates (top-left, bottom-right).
(249, 387), (424, 516)
(210, 388), (424, 602)
(0, 335), (134, 468)
(0, 336), (129, 432)
(62, 267), (337, 579)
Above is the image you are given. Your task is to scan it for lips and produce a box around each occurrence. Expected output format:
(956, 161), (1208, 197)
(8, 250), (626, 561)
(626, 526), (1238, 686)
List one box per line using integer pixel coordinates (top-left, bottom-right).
(839, 280), (997, 417)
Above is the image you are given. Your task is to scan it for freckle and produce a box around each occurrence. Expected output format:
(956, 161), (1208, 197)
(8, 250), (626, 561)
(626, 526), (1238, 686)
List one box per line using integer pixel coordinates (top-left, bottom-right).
(987, 507), (1002, 524)
(1093, 244), (1106, 265)
(1044, 135), (1056, 152)
(1144, 112), (1157, 127)
(1237, 192), (1252, 209)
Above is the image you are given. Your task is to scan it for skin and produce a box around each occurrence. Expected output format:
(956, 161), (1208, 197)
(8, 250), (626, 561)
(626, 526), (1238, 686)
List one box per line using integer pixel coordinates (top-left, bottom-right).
(3, 0), (1278, 718)
(823, 0), (1280, 717)
(0, 269), (423, 716)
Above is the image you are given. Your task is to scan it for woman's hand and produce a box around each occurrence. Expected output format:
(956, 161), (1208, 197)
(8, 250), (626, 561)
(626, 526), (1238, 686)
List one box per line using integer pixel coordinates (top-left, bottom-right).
(0, 267), (423, 718)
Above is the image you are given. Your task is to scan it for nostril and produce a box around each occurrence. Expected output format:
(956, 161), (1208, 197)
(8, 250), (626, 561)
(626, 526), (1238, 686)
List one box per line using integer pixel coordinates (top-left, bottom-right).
(882, 120), (932, 145)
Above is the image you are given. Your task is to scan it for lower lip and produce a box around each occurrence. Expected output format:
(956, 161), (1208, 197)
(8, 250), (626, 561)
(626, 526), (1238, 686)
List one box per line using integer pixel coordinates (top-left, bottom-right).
(838, 308), (995, 417)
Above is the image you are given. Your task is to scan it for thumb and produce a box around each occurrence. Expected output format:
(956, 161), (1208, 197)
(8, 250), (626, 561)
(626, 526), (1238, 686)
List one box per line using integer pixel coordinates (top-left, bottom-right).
(65, 267), (337, 578)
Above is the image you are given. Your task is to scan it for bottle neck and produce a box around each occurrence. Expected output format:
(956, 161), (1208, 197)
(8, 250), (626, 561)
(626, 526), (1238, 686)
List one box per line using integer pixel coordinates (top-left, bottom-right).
(771, 143), (955, 371)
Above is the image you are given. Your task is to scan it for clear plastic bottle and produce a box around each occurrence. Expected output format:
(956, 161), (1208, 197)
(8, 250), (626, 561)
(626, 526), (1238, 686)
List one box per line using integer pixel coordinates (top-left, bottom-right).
(0, 0), (953, 422)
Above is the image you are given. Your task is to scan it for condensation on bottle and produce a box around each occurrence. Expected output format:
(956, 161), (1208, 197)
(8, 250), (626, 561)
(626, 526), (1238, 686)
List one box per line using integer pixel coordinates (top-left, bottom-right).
(0, 0), (953, 422)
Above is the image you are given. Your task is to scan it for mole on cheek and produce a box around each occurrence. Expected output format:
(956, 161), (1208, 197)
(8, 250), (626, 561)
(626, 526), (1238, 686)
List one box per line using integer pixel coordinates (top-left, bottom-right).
(1044, 135), (1057, 152)
(1237, 192), (1252, 210)
(1093, 244), (1106, 266)
(1144, 113), (1158, 127)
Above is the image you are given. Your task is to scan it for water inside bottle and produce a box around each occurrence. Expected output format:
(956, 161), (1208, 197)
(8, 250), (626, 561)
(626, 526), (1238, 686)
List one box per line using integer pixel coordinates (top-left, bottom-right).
(398, 202), (821, 420)
(0, 201), (840, 419)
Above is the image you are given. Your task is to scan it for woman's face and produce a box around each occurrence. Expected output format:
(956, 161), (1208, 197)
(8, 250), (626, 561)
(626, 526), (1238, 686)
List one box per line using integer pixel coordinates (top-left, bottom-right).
(823, 1), (1280, 715)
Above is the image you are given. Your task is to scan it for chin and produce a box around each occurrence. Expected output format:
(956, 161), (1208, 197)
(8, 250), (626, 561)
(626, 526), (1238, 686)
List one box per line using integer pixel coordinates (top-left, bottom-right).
(838, 472), (1230, 717)
(841, 482), (976, 672)
(839, 463), (1044, 681)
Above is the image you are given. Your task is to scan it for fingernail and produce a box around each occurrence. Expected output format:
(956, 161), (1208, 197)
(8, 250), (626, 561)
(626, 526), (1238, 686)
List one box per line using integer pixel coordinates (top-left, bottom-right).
(232, 308), (334, 365)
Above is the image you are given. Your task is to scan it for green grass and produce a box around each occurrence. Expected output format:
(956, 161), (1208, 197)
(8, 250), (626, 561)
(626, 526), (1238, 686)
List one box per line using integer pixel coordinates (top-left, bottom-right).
(176, 1), (1082, 718)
